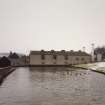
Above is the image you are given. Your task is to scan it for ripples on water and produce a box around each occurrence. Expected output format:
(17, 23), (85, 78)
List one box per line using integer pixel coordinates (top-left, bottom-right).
(0, 67), (105, 105)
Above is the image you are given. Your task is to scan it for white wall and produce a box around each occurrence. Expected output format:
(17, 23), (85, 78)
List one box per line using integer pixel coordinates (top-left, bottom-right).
(30, 54), (41, 65)
(45, 55), (53, 65)
(56, 55), (65, 65)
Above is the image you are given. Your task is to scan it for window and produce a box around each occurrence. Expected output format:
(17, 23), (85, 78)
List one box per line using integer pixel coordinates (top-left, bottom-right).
(41, 54), (45, 60)
(81, 58), (85, 61)
(53, 55), (57, 60)
(65, 55), (68, 60)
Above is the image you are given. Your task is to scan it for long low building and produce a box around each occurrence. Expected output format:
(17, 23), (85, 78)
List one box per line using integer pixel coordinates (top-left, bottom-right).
(29, 50), (91, 66)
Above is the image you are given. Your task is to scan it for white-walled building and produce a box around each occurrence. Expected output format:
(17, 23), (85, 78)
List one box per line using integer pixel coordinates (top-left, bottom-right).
(29, 50), (91, 66)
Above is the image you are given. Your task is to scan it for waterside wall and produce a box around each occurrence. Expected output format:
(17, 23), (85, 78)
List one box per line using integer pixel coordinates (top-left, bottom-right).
(0, 66), (15, 85)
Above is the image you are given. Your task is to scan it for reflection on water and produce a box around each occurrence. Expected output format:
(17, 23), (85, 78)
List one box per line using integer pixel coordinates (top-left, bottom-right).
(0, 67), (105, 105)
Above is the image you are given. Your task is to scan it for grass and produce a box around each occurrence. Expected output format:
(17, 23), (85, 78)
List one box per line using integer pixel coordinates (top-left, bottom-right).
(75, 62), (105, 74)
(74, 63), (97, 69)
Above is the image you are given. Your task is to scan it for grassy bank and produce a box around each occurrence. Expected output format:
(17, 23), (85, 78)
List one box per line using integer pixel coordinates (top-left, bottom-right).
(74, 62), (105, 75)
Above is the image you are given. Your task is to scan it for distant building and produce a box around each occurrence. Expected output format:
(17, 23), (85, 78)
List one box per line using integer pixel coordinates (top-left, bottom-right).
(0, 56), (11, 67)
(29, 50), (91, 66)
(8, 52), (19, 59)
(20, 55), (27, 65)
(8, 52), (27, 66)
(25, 56), (30, 64)
(8, 52), (20, 66)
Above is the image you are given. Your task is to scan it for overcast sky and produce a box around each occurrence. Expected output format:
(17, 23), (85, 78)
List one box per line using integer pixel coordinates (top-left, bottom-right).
(0, 0), (105, 54)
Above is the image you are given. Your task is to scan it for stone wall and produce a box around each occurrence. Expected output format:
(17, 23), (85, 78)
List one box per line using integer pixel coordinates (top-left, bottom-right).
(30, 54), (91, 65)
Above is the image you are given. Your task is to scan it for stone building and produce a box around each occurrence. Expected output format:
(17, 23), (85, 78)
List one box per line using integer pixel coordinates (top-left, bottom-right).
(29, 50), (91, 66)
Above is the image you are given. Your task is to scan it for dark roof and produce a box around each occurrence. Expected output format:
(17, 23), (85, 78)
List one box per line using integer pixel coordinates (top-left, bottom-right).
(30, 50), (90, 56)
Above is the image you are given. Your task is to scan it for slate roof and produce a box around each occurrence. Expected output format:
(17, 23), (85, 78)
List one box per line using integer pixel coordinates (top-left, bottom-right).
(30, 50), (90, 56)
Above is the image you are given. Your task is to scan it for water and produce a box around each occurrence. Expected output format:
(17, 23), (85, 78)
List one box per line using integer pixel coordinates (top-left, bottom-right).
(0, 67), (105, 105)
